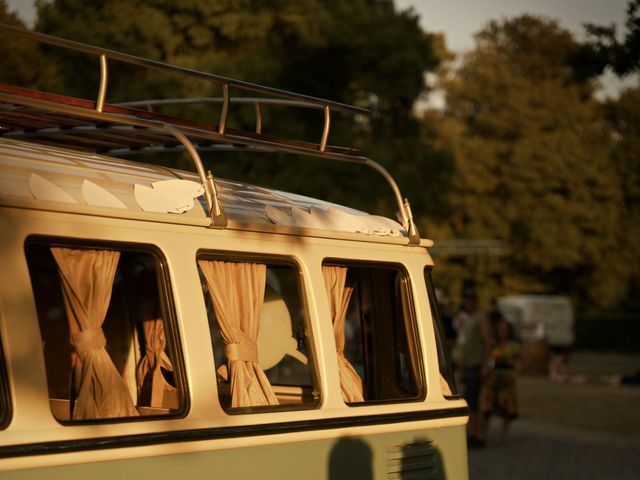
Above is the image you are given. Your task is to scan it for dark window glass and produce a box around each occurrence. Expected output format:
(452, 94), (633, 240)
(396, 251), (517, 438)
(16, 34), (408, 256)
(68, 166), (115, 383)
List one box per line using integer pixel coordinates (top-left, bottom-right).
(25, 240), (185, 422)
(327, 262), (424, 403)
(0, 337), (10, 429)
(424, 268), (459, 397)
(198, 255), (318, 412)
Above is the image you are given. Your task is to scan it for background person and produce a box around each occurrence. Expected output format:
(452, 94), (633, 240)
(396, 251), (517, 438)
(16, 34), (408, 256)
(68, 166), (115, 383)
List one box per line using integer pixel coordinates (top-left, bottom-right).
(481, 320), (520, 445)
(456, 289), (494, 448)
(488, 297), (504, 339)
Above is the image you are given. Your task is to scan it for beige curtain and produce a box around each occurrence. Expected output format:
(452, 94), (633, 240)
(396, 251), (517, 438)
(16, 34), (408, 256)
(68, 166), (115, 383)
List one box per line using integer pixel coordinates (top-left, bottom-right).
(136, 315), (176, 408)
(198, 259), (278, 408)
(51, 247), (138, 419)
(322, 266), (364, 403)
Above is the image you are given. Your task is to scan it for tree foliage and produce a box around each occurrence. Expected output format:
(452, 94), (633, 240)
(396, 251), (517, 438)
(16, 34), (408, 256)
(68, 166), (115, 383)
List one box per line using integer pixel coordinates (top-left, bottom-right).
(572, 0), (640, 78)
(602, 86), (640, 310)
(4, 2), (636, 312)
(433, 15), (626, 308)
(0, 0), (51, 87)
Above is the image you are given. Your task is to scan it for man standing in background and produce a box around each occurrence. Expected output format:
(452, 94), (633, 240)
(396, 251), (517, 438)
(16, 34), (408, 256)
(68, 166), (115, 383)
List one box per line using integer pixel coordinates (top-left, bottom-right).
(456, 289), (494, 447)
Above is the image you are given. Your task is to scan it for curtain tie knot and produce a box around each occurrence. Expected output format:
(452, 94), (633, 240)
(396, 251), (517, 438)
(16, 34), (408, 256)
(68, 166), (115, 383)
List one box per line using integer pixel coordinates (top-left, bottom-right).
(71, 328), (106, 353)
(225, 343), (259, 363)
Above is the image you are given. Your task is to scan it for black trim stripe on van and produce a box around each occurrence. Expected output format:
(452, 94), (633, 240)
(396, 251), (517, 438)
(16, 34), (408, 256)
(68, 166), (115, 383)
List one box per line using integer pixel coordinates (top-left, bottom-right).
(0, 407), (468, 459)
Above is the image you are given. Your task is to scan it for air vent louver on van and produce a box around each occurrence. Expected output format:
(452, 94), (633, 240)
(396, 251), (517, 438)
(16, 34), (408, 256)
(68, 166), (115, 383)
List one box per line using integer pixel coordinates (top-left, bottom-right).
(386, 441), (439, 480)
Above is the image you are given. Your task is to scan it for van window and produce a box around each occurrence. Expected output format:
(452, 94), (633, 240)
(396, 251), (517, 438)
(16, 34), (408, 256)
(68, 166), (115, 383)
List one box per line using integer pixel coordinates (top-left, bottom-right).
(424, 268), (459, 397)
(197, 255), (318, 412)
(322, 262), (424, 404)
(25, 240), (185, 422)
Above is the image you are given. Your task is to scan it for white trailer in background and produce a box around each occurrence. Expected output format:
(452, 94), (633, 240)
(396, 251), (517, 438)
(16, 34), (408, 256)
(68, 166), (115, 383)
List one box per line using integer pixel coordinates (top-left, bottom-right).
(497, 295), (574, 373)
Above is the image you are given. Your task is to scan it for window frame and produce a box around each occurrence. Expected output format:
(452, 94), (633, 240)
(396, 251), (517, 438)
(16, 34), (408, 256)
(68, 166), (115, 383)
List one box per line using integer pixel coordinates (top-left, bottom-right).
(24, 235), (189, 425)
(424, 267), (460, 399)
(323, 258), (426, 405)
(196, 250), (321, 414)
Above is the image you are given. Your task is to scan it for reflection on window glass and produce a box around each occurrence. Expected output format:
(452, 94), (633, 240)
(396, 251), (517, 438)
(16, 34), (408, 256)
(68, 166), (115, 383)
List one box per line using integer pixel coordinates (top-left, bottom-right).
(198, 256), (318, 412)
(424, 268), (459, 397)
(0, 337), (10, 429)
(25, 241), (184, 422)
(324, 262), (423, 404)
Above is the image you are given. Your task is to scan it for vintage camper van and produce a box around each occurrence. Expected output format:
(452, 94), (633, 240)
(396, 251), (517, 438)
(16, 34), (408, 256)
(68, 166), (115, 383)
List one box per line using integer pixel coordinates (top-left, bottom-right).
(0, 24), (468, 479)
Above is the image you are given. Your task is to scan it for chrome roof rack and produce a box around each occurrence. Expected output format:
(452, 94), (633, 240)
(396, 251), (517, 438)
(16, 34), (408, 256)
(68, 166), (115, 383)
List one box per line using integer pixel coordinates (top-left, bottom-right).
(0, 23), (420, 244)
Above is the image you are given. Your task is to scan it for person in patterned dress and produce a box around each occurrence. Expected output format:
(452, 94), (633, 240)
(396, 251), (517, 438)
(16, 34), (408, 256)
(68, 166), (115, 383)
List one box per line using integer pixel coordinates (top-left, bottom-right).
(481, 320), (520, 444)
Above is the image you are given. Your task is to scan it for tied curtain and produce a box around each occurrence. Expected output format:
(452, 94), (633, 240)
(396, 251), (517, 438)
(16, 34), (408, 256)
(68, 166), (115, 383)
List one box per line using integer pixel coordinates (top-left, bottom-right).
(322, 266), (364, 403)
(198, 259), (278, 408)
(136, 311), (176, 408)
(51, 247), (138, 420)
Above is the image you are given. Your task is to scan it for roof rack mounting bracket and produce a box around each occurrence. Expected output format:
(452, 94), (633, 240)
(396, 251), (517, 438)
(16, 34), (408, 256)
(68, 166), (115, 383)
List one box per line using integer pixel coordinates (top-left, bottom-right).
(402, 198), (420, 245)
(320, 106), (330, 152)
(219, 83), (229, 135)
(254, 102), (262, 134)
(162, 124), (228, 228)
(96, 54), (108, 113)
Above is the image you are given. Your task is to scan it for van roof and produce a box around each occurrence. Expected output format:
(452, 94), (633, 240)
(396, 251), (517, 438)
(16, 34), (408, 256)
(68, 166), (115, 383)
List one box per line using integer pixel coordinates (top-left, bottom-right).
(0, 137), (415, 243)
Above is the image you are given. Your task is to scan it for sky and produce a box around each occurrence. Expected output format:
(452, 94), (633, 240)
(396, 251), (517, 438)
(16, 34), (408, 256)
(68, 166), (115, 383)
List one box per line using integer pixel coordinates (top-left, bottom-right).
(5, 0), (638, 97)
(396, 0), (631, 52)
(396, 0), (638, 98)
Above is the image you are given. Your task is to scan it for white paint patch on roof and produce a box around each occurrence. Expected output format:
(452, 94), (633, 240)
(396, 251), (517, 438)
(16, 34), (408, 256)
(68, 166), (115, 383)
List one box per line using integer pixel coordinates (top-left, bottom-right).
(134, 179), (204, 214)
(29, 173), (77, 204)
(82, 180), (127, 209)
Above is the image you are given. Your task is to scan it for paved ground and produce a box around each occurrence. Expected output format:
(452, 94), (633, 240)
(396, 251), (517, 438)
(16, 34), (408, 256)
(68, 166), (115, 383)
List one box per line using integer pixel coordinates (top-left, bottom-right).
(467, 352), (640, 479)
(469, 418), (640, 479)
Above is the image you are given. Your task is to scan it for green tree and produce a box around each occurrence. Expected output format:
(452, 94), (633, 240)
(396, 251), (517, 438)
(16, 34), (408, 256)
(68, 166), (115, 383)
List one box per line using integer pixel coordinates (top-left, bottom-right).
(432, 15), (624, 308)
(603, 86), (640, 310)
(572, 0), (640, 79)
(34, 0), (451, 219)
(0, 0), (50, 87)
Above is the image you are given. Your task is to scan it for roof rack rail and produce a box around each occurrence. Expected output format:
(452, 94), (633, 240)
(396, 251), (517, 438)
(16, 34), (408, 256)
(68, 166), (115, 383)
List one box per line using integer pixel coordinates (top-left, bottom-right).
(0, 23), (420, 244)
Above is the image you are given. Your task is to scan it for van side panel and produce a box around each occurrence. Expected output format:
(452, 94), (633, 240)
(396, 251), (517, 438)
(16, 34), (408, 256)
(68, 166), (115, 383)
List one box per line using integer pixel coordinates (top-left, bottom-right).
(0, 425), (467, 480)
(0, 204), (468, 478)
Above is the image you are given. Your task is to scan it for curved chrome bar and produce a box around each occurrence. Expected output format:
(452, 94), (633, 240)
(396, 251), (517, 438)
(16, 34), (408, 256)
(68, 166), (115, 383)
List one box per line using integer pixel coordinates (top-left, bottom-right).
(119, 97), (326, 110)
(362, 159), (420, 245)
(0, 23), (368, 116)
(162, 124), (228, 228)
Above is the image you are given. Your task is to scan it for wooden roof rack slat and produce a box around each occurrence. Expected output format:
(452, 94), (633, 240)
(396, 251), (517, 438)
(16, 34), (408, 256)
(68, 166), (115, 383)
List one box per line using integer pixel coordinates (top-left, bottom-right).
(0, 85), (362, 157)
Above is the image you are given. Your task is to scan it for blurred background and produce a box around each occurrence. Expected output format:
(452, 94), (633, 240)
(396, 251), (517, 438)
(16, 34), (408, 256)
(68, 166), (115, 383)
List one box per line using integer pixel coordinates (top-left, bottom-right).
(2, 1), (639, 476)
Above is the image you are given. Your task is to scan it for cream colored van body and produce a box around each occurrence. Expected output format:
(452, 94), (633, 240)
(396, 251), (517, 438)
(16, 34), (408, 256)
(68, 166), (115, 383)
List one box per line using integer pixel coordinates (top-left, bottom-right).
(0, 139), (467, 479)
(0, 23), (468, 479)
